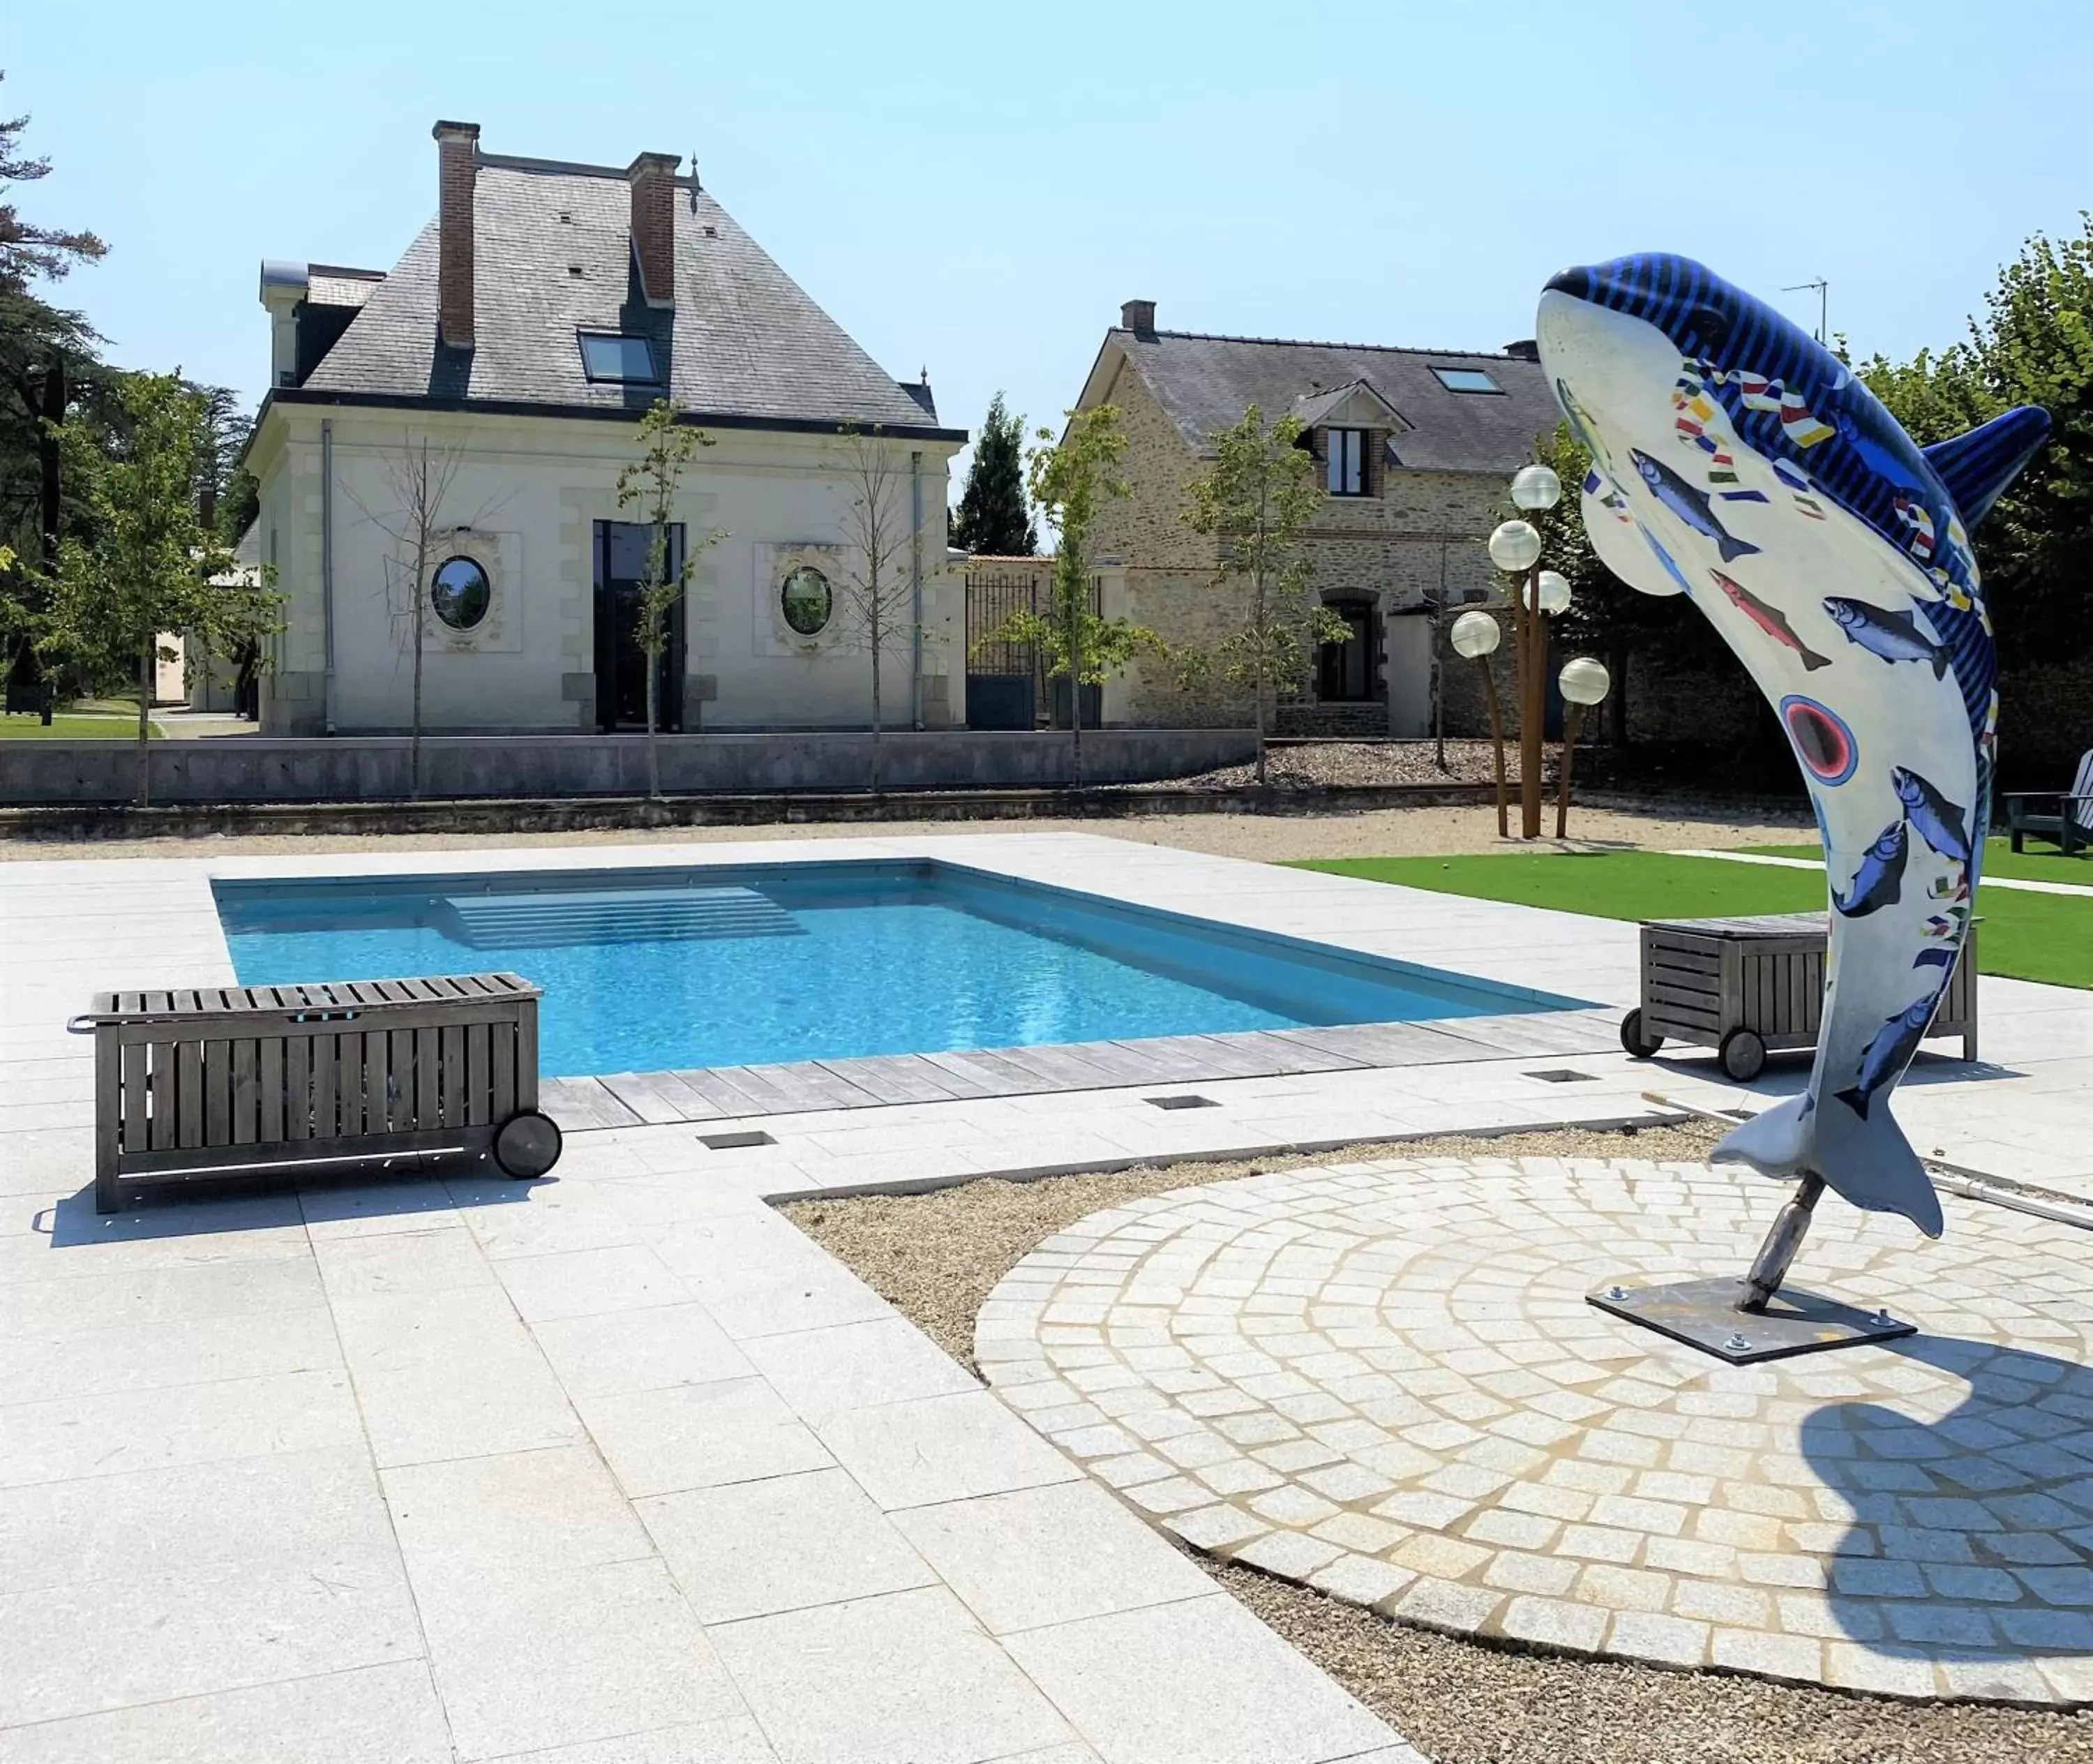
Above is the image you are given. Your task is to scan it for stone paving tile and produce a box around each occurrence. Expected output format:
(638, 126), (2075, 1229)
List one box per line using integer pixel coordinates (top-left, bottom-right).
(980, 1156), (2093, 1705)
(0, 1661), (453, 1764)
(710, 1585), (1077, 1764)
(640, 1467), (937, 1624)
(1002, 1592), (1395, 1764)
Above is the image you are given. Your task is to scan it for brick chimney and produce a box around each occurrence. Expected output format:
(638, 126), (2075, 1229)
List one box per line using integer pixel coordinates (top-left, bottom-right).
(1120, 299), (1157, 338)
(627, 152), (680, 308)
(433, 121), (480, 349)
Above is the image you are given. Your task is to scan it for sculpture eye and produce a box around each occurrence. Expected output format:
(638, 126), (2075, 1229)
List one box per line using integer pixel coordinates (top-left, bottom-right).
(1685, 305), (1730, 352)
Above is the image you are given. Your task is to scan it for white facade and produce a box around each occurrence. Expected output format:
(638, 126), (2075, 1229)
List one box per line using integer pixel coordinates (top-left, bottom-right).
(248, 405), (962, 736)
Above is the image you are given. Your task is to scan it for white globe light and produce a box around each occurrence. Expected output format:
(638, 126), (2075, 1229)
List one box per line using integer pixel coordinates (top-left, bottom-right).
(1449, 609), (1501, 659)
(1487, 519), (1542, 574)
(1559, 655), (1612, 705)
(1533, 569), (1573, 615)
(1510, 463), (1563, 511)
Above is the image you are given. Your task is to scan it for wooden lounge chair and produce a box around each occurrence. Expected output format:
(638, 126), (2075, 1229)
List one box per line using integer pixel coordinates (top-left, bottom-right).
(69, 973), (562, 1213)
(2004, 749), (2093, 855)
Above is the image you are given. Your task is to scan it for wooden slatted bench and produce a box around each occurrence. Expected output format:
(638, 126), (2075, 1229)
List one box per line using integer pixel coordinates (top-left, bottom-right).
(1621, 913), (1978, 1082)
(68, 973), (562, 1213)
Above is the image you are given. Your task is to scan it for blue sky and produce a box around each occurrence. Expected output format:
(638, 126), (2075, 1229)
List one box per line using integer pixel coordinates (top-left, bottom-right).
(9, 1), (2087, 499)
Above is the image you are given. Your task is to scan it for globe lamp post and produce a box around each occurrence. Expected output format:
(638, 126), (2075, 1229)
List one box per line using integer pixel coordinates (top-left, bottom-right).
(1449, 609), (1508, 837)
(1491, 460), (1568, 838)
(1555, 656), (1612, 839)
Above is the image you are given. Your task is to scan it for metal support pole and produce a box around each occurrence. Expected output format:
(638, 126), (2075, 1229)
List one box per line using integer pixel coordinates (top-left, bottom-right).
(1519, 567), (1544, 839)
(1739, 1173), (1825, 1313)
(1554, 702), (1583, 839)
(1479, 659), (1508, 839)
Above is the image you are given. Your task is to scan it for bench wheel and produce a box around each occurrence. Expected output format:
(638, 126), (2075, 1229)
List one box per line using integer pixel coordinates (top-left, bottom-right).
(1720, 1028), (1768, 1084)
(1619, 1009), (1663, 1059)
(494, 1111), (563, 1179)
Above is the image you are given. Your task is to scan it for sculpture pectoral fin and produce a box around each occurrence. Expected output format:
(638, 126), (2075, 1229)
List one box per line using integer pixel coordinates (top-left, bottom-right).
(1714, 1092), (1944, 1239)
(1582, 482), (1684, 597)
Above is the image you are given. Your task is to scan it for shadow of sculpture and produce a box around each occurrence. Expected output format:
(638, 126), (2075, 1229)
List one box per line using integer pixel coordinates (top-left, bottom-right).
(1800, 1332), (2093, 1680)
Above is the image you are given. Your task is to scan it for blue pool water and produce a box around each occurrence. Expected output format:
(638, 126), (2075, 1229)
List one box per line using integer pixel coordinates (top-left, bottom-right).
(215, 861), (1584, 1078)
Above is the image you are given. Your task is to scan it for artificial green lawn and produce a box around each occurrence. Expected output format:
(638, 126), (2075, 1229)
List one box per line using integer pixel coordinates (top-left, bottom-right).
(1286, 851), (2092, 991)
(0, 712), (163, 740)
(1748, 837), (2088, 886)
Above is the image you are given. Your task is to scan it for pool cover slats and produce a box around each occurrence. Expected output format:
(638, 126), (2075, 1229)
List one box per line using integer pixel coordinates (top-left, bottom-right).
(534, 1012), (1619, 1133)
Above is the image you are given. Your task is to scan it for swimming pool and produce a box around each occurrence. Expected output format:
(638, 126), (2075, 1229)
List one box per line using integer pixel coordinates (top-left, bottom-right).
(214, 860), (1585, 1078)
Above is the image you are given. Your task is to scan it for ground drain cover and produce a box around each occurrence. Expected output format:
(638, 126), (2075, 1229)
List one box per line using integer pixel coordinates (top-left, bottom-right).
(1145, 1095), (1218, 1110)
(1525, 1068), (1598, 1084)
(698, 1130), (776, 1149)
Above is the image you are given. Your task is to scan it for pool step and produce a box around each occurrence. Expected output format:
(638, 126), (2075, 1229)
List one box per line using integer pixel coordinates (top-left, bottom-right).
(439, 886), (801, 948)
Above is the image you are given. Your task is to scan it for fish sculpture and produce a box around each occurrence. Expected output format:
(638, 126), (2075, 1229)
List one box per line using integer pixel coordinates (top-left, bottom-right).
(1538, 255), (2049, 1237)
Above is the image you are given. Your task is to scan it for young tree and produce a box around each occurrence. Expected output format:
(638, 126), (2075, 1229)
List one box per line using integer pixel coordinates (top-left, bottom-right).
(950, 391), (1035, 556)
(345, 435), (467, 801)
(44, 373), (278, 805)
(616, 400), (726, 800)
(980, 405), (1159, 787)
(832, 425), (917, 796)
(1181, 405), (1349, 785)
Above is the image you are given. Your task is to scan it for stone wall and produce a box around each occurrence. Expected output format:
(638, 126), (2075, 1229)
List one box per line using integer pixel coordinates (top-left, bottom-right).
(0, 728), (1258, 806)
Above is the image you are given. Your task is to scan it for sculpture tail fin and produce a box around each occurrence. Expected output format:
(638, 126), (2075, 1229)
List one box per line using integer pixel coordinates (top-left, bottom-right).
(1712, 1093), (1943, 1238)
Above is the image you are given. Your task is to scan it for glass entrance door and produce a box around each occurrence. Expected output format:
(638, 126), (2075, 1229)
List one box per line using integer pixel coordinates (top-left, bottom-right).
(1318, 599), (1376, 701)
(594, 521), (685, 732)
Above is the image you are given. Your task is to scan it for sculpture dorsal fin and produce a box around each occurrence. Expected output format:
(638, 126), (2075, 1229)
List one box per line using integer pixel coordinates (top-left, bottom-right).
(1923, 406), (2051, 530)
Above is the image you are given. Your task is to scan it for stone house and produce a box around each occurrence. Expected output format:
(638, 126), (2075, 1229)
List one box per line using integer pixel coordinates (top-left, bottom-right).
(243, 122), (965, 736)
(1067, 301), (1559, 733)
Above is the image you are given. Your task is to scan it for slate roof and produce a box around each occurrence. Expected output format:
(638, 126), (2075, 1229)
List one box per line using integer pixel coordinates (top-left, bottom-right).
(292, 154), (950, 434)
(1106, 329), (1558, 473)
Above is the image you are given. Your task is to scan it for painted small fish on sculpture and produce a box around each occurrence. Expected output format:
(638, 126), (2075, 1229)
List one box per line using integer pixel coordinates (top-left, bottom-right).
(1628, 449), (1762, 563)
(1830, 819), (1907, 918)
(1823, 597), (1951, 680)
(1538, 254), (2049, 1236)
(1892, 765), (1973, 864)
(1709, 570), (1831, 671)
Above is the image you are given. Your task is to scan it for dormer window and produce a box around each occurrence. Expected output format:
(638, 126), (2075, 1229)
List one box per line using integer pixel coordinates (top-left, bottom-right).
(1432, 366), (1501, 394)
(1325, 428), (1367, 497)
(578, 332), (660, 383)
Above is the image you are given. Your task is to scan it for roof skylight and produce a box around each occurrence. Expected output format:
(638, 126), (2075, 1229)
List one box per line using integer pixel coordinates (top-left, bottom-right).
(578, 333), (660, 384)
(1432, 366), (1502, 394)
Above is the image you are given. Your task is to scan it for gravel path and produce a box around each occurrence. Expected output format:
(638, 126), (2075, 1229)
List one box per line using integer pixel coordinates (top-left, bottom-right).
(784, 1126), (2093, 1764)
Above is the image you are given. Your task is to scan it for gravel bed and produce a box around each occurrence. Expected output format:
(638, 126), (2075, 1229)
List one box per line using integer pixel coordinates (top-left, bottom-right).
(1122, 738), (1524, 792)
(783, 1125), (2093, 1764)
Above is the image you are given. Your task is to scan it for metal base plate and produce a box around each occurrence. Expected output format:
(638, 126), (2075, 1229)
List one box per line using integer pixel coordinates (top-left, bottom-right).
(1587, 1276), (1916, 1364)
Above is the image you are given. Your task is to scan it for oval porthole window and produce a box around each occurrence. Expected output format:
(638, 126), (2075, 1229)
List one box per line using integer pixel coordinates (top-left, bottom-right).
(430, 556), (491, 631)
(780, 565), (832, 637)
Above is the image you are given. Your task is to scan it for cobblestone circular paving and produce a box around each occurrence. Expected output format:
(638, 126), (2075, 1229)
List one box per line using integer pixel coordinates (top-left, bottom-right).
(975, 1156), (2093, 1705)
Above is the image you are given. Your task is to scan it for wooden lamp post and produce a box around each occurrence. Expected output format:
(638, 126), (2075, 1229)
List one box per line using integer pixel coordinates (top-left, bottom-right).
(1449, 609), (1508, 837)
(1554, 656), (1612, 839)
(1489, 463), (1570, 839)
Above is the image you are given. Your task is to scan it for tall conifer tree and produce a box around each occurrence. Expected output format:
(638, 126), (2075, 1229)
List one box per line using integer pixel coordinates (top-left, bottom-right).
(950, 392), (1036, 555)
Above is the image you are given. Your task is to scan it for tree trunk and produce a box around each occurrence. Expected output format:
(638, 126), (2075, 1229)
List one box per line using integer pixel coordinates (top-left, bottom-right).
(645, 636), (661, 802)
(410, 608), (425, 802)
(870, 641), (884, 799)
(135, 641), (153, 809)
(1065, 582), (1084, 791)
